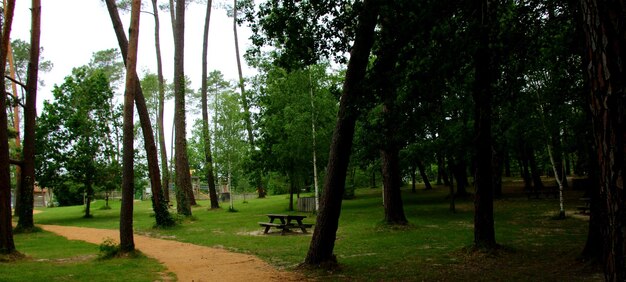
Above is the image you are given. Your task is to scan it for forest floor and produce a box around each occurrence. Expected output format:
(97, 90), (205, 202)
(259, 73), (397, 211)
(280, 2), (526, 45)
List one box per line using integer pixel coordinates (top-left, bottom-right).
(39, 224), (304, 282)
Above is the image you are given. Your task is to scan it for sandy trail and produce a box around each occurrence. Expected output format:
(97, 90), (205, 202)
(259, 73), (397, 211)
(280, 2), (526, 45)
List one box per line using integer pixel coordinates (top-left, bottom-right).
(39, 225), (303, 282)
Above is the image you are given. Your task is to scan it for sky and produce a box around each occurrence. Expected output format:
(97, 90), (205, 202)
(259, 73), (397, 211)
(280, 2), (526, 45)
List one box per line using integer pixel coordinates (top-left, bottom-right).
(10, 0), (256, 149)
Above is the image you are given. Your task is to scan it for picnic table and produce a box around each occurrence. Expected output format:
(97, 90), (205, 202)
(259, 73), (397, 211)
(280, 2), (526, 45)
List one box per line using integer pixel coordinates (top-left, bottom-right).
(258, 214), (313, 235)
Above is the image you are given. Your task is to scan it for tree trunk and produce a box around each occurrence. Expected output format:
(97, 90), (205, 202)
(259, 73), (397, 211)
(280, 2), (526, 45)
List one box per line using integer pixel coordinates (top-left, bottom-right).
(448, 160), (456, 213)
(119, 0), (141, 253)
(417, 160), (432, 190)
(439, 154), (451, 186)
(0, 0), (17, 255)
(232, 0), (265, 198)
(472, 0), (497, 249)
(452, 159), (469, 196)
(519, 149), (532, 190)
(380, 147), (408, 225)
(104, 0), (174, 226)
(201, 0), (219, 210)
(551, 133), (569, 188)
(84, 181), (93, 218)
(151, 0), (171, 205)
(304, 0), (379, 266)
(288, 171), (295, 211)
(16, 0), (40, 231)
(8, 45), (21, 219)
(579, 0), (626, 279)
(173, 0), (194, 215)
(504, 151), (511, 177)
(528, 147), (544, 191)
(376, 10), (408, 225)
(411, 166), (417, 193)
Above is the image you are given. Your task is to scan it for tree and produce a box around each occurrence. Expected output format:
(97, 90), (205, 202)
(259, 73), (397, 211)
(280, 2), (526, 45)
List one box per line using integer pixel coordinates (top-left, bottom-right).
(119, 0), (141, 253)
(173, 0), (194, 215)
(201, 0), (219, 209)
(230, 0), (265, 198)
(304, 0), (380, 266)
(255, 63), (338, 211)
(0, 0), (17, 255)
(8, 38), (52, 219)
(36, 67), (118, 218)
(150, 0), (172, 205)
(471, 0), (498, 250)
(579, 0), (626, 279)
(104, 0), (175, 226)
(213, 88), (248, 211)
(15, 0), (41, 231)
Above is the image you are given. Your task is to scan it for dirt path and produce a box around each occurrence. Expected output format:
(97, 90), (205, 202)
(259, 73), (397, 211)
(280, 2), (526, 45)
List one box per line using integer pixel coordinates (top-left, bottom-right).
(40, 225), (304, 282)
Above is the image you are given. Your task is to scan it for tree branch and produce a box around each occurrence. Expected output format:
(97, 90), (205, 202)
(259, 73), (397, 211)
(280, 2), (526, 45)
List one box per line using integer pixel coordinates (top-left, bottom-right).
(5, 92), (24, 108)
(9, 158), (23, 166)
(5, 75), (26, 89)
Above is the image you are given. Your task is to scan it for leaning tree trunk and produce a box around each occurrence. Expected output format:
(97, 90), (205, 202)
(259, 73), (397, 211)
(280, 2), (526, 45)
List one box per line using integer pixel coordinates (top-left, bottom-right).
(104, 0), (174, 226)
(151, 0), (171, 204)
(233, 0), (265, 198)
(119, 0), (141, 253)
(173, 0), (194, 215)
(417, 160), (432, 190)
(16, 0), (41, 231)
(472, 0), (497, 250)
(201, 0), (219, 209)
(0, 0), (17, 255)
(304, 0), (379, 266)
(579, 0), (626, 279)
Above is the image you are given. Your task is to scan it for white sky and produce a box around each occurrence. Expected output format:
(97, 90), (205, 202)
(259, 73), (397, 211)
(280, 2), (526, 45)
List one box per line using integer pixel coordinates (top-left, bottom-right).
(10, 0), (255, 150)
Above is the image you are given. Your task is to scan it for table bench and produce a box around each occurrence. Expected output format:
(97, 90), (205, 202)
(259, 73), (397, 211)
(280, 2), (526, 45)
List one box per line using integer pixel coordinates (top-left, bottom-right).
(259, 214), (313, 235)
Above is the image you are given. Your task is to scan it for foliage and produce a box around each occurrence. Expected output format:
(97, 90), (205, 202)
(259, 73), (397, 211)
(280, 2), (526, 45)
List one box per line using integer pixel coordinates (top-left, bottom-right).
(98, 238), (120, 259)
(252, 61), (339, 194)
(35, 66), (122, 208)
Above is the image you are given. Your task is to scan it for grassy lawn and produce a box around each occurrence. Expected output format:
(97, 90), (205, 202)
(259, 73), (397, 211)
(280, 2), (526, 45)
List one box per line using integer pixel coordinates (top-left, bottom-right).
(0, 230), (172, 282)
(9, 178), (603, 281)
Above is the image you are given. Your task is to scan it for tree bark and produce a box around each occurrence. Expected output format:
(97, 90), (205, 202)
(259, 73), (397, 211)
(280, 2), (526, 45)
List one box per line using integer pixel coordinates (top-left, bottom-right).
(579, 0), (626, 279)
(472, 0), (497, 249)
(550, 133), (569, 188)
(104, 0), (174, 226)
(119, 0), (141, 253)
(201, 0), (219, 209)
(411, 166), (417, 193)
(417, 160), (432, 190)
(151, 0), (171, 205)
(16, 0), (40, 231)
(174, 0), (194, 215)
(375, 8), (408, 225)
(233, 0), (265, 198)
(528, 147), (544, 191)
(304, 0), (379, 266)
(380, 147), (408, 224)
(8, 45), (21, 219)
(0, 0), (17, 255)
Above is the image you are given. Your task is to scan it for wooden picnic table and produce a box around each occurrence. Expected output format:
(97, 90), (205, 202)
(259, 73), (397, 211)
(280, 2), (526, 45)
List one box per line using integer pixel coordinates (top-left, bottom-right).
(259, 214), (313, 235)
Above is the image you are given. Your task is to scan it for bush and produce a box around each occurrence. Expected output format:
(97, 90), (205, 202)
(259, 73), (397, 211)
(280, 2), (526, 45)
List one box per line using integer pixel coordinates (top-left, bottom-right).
(98, 238), (120, 259)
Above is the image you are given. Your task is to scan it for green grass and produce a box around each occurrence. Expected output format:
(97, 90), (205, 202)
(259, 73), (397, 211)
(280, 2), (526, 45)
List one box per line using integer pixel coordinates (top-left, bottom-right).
(13, 179), (603, 280)
(0, 230), (172, 282)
